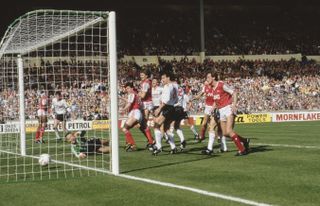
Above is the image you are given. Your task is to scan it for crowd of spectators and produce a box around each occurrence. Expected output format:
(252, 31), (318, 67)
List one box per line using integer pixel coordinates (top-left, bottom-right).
(2, 58), (319, 122)
(0, 59), (109, 122)
(118, 58), (320, 114)
(118, 6), (320, 56)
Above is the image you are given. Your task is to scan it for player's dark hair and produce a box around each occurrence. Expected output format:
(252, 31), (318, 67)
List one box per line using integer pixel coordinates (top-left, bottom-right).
(207, 70), (219, 81)
(140, 68), (151, 77)
(160, 70), (172, 80)
(213, 72), (219, 81)
(160, 67), (175, 81)
(55, 91), (61, 96)
(124, 82), (134, 88)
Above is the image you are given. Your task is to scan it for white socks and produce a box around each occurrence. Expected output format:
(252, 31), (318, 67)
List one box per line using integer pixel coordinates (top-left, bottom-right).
(154, 129), (163, 150)
(220, 136), (228, 152)
(190, 125), (198, 136)
(207, 131), (215, 151)
(176, 129), (185, 143)
(54, 128), (60, 139)
(166, 131), (176, 150)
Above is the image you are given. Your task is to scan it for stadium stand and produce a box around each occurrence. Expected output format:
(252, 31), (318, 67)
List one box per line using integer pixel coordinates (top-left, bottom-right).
(1, 58), (319, 122)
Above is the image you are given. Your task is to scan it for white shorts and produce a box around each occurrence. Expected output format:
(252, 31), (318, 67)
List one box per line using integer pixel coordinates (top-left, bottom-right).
(37, 109), (47, 116)
(128, 109), (142, 122)
(219, 105), (233, 121)
(142, 101), (154, 111)
(204, 105), (213, 116)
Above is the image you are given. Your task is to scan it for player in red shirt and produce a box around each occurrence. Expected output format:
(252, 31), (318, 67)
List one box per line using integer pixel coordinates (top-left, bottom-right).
(138, 69), (154, 147)
(193, 73), (215, 142)
(211, 75), (250, 156)
(35, 91), (48, 143)
(121, 82), (142, 151)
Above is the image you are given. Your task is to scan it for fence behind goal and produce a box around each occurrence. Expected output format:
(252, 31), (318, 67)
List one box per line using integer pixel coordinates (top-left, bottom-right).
(0, 10), (119, 182)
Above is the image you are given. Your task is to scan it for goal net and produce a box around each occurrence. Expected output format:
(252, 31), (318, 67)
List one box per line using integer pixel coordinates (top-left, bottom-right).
(0, 10), (119, 182)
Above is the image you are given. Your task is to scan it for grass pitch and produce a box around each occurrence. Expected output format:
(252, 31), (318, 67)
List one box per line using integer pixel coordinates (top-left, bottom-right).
(0, 121), (319, 206)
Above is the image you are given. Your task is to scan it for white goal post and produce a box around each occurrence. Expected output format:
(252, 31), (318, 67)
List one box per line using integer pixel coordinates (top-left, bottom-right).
(0, 10), (119, 181)
(108, 11), (119, 175)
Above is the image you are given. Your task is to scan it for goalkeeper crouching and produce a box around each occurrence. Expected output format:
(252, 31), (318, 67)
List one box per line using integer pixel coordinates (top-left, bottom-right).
(65, 131), (110, 159)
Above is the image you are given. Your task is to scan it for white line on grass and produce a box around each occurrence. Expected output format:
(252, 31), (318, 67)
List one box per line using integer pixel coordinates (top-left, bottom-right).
(119, 174), (273, 206)
(0, 149), (113, 174)
(251, 143), (320, 150)
(0, 149), (273, 206)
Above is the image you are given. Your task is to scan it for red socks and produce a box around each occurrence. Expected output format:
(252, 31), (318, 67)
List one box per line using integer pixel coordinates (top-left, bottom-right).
(144, 127), (154, 144)
(35, 130), (40, 141)
(124, 130), (135, 145)
(39, 127), (45, 140)
(231, 133), (245, 152)
(200, 124), (207, 140)
(35, 127), (45, 141)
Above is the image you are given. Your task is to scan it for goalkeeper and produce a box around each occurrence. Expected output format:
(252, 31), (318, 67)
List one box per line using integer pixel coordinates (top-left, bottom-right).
(65, 131), (110, 159)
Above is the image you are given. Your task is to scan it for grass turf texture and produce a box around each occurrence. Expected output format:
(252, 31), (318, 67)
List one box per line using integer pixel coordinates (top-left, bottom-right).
(0, 121), (319, 206)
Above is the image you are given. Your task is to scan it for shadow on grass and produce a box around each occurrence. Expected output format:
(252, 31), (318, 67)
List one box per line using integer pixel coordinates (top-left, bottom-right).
(249, 145), (273, 154)
(121, 152), (216, 174)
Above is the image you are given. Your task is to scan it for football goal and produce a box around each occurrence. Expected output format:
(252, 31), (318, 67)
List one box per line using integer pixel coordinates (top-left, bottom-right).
(0, 10), (119, 182)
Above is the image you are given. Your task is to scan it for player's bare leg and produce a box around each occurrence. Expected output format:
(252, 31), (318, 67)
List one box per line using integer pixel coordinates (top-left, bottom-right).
(222, 115), (248, 156)
(197, 114), (209, 142)
(187, 117), (199, 139)
(161, 124), (169, 143)
(61, 119), (68, 141)
(141, 109), (154, 146)
(139, 120), (154, 150)
(164, 119), (177, 154)
(202, 117), (217, 155)
(122, 117), (138, 152)
(35, 116), (47, 143)
(174, 120), (186, 151)
(167, 121), (175, 142)
(101, 139), (109, 146)
(231, 116), (249, 152)
(61, 120), (67, 131)
(53, 119), (61, 140)
(152, 115), (167, 155)
(97, 146), (110, 153)
(217, 123), (228, 152)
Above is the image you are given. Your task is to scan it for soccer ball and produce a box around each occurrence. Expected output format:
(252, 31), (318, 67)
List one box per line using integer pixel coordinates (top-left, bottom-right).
(39, 154), (51, 166)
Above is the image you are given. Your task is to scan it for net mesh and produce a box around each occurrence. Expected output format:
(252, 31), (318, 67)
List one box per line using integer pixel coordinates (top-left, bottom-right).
(0, 10), (111, 182)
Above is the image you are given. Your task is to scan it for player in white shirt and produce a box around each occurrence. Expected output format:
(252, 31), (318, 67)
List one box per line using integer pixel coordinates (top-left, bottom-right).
(51, 91), (69, 140)
(152, 69), (178, 155)
(182, 89), (199, 139)
(152, 78), (172, 143)
(171, 83), (188, 150)
(151, 78), (163, 112)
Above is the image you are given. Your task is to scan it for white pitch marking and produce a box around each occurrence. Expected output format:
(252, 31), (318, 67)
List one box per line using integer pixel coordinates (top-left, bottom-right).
(251, 143), (320, 150)
(0, 149), (273, 206)
(120, 174), (273, 206)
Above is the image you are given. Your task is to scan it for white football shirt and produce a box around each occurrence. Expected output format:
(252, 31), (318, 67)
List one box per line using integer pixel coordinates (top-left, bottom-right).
(52, 98), (68, 115)
(161, 83), (178, 106)
(152, 86), (163, 107)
